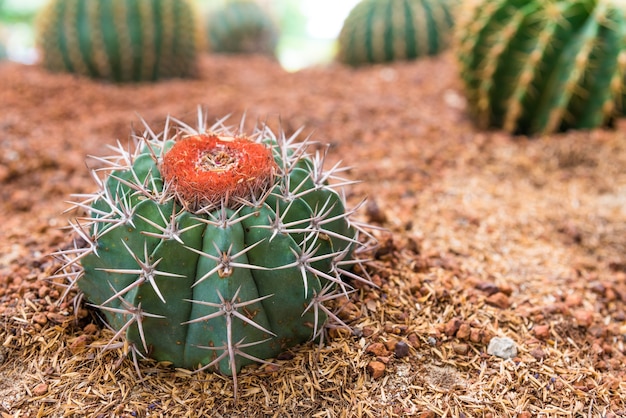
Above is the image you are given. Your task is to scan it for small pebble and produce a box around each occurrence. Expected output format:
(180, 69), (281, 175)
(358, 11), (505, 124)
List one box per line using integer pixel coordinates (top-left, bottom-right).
(384, 339), (397, 351)
(263, 364), (281, 373)
(407, 333), (420, 348)
(336, 300), (360, 321)
(361, 327), (375, 337)
(394, 341), (410, 358)
(486, 292), (510, 309)
(456, 323), (471, 340)
(530, 347), (547, 360)
(564, 293), (582, 307)
(487, 337), (517, 359)
(573, 310), (594, 328)
(452, 343), (470, 355)
(475, 282), (499, 296)
(533, 324), (550, 340)
(444, 317), (462, 336)
(32, 313), (48, 326)
(46, 313), (68, 324)
(481, 330), (494, 345)
(469, 328), (483, 343)
(37, 285), (50, 299)
(365, 199), (388, 224)
(366, 342), (390, 357)
(366, 361), (385, 379)
(33, 383), (48, 396)
(377, 356), (391, 364)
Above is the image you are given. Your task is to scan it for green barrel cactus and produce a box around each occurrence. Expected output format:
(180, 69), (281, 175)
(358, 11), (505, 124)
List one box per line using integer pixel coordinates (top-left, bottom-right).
(35, 0), (202, 82)
(54, 112), (375, 397)
(457, 0), (626, 135)
(206, 0), (279, 56)
(337, 0), (456, 66)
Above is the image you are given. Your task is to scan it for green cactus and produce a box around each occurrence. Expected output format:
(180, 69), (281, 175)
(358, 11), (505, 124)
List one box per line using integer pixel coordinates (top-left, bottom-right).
(206, 0), (278, 56)
(337, 0), (456, 66)
(54, 112), (375, 397)
(457, 0), (626, 135)
(35, 0), (202, 82)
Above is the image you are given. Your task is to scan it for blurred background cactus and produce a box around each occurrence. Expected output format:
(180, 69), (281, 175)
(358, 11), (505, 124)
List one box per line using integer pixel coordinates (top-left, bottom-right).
(337, 0), (456, 66)
(457, 0), (626, 135)
(1, 0), (373, 71)
(206, 0), (279, 57)
(34, 0), (203, 82)
(55, 113), (375, 397)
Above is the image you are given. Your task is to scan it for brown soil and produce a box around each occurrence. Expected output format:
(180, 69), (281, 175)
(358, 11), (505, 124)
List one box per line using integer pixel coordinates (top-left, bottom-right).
(1, 52), (625, 417)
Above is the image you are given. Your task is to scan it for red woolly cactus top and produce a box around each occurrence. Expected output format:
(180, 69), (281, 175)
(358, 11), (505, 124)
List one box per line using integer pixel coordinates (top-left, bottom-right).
(161, 134), (276, 211)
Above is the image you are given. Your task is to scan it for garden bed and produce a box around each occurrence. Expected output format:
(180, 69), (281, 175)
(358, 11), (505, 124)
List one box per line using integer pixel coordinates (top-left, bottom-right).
(1, 52), (625, 416)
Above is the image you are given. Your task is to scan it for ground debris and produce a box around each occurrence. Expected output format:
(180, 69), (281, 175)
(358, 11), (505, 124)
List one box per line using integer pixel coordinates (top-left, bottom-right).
(1, 52), (625, 416)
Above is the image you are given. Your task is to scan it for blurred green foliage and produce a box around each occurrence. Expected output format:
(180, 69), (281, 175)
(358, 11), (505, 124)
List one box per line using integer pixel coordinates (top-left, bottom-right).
(0, 0), (43, 23)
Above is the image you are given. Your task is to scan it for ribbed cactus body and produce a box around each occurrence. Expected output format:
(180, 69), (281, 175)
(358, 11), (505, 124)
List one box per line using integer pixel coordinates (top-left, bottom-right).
(206, 0), (278, 56)
(337, 0), (456, 66)
(457, 0), (626, 135)
(57, 115), (373, 392)
(35, 0), (201, 82)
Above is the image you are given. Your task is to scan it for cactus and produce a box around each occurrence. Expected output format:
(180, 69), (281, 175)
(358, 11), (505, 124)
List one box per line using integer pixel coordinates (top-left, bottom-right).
(206, 0), (278, 56)
(456, 0), (626, 135)
(54, 111), (375, 397)
(35, 0), (202, 82)
(337, 0), (456, 66)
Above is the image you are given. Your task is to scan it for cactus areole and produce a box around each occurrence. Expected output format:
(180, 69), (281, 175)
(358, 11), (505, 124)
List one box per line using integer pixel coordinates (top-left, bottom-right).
(56, 113), (374, 396)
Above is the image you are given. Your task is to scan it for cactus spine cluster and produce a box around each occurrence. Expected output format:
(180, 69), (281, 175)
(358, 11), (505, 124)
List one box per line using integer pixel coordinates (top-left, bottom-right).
(206, 0), (278, 56)
(54, 112), (375, 397)
(337, 0), (456, 66)
(457, 0), (626, 135)
(35, 0), (201, 82)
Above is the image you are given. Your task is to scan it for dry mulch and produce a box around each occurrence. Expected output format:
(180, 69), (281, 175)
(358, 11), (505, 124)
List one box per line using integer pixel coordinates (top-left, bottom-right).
(1, 52), (625, 417)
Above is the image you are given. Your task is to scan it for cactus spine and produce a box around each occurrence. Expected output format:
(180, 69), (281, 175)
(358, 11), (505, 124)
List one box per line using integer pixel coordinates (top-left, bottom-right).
(337, 0), (456, 66)
(35, 0), (202, 82)
(54, 112), (375, 398)
(206, 0), (279, 56)
(457, 0), (626, 135)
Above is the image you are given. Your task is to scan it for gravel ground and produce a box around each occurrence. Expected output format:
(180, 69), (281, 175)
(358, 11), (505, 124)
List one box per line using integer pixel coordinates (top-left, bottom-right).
(1, 52), (625, 417)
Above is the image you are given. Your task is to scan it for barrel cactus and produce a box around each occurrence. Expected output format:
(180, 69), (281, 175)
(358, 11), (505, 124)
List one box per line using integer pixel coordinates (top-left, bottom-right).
(457, 0), (626, 135)
(35, 0), (202, 82)
(54, 112), (375, 397)
(206, 0), (278, 56)
(337, 0), (456, 66)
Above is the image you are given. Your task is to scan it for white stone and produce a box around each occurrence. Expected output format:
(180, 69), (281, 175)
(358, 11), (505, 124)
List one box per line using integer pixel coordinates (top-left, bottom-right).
(487, 337), (518, 359)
